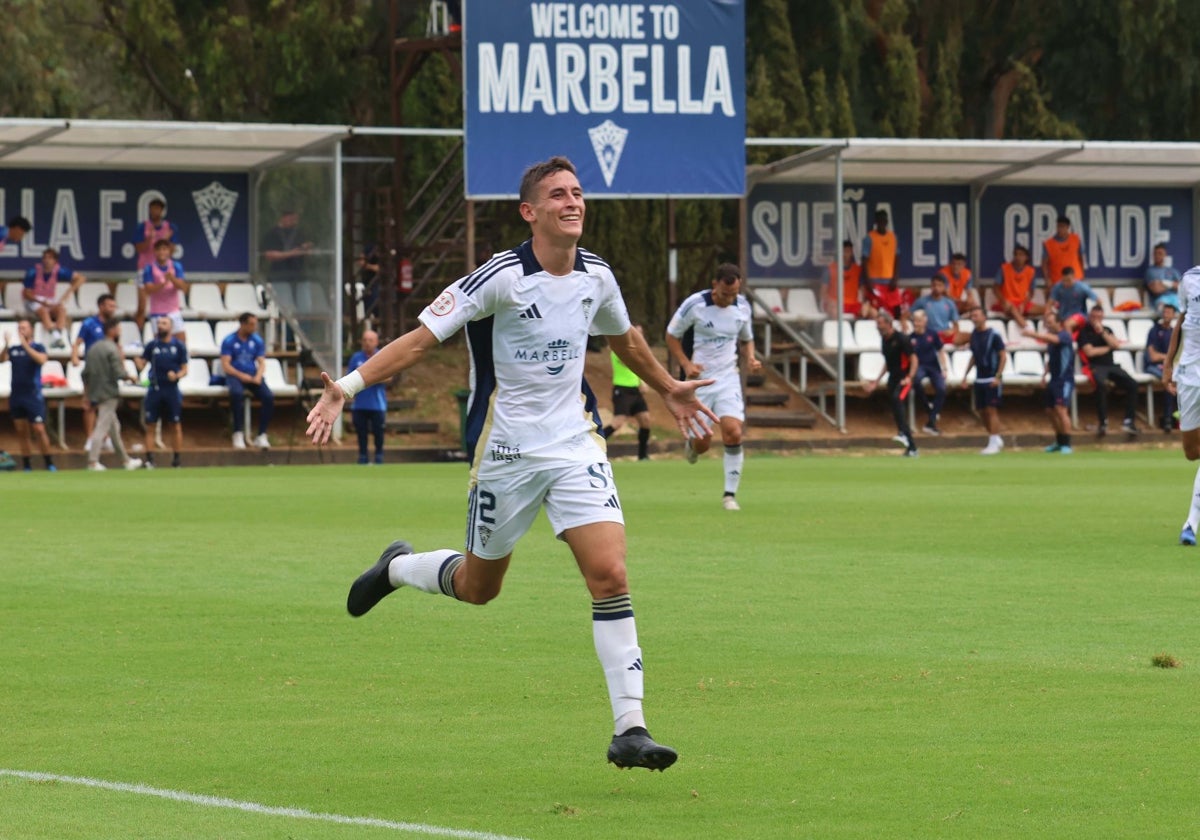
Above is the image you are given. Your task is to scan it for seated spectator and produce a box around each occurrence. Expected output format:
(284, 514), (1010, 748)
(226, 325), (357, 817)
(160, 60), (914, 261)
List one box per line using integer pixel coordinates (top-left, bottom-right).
(220, 312), (274, 450)
(821, 239), (875, 320)
(1144, 243), (1182, 310)
(23, 247), (84, 349)
(1023, 310), (1076, 454)
(937, 252), (979, 315)
(1077, 305), (1140, 436)
(909, 309), (949, 435)
(991, 244), (1043, 328)
(1047, 267), (1098, 333)
(1145, 301), (1179, 431)
(910, 274), (960, 345)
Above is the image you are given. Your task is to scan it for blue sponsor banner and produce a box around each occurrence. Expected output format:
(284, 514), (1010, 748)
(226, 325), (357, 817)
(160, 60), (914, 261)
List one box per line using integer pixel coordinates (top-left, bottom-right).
(748, 183), (972, 282)
(979, 186), (1192, 280)
(463, 0), (745, 198)
(0, 170), (250, 278)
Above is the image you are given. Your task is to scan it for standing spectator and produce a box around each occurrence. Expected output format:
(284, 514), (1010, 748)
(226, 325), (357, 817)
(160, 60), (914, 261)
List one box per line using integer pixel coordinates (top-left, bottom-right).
(863, 311), (918, 457)
(1162, 265), (1200, 545)
(1146, 301), (1179, 431)
(821, 240), (874, 320)
(910, 274), (960, 344)
(220, 312), (273, 450)
(992, 245), (1043, 328)
(81, 318), (143, 471)
(0, 215), (31, 250)
(1024, 310), (1076, 454)
(69, 293), (119, 450)
(303, 155), (715, 771)
(960, 306), (1007, 455)
(1, 318), (56, 472)
(262, 209), (313, 286)
(23, 247), (85, 349)
(1042, 216), (1086, 287)
(937, 252), (979, 314)
(347, 329), (387, 465)
(666, 263), (761, 511)
(909, 309), (949, 436)
(602, 325), (653, 461)
(1144, 243), (1182, 309)
(140, 315), (188, 469)
(1077, 305), (1140, 437)
(130, 198), (178, 331)
(1047, 267), (1099, 332)
(141, 239), (189, 342)
(863, 210), (909, 321)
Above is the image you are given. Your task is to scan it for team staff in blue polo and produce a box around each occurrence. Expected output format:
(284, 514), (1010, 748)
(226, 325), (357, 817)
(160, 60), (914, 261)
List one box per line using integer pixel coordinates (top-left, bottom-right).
(220, 312), (273, 450)
(1, 318), (57, 471)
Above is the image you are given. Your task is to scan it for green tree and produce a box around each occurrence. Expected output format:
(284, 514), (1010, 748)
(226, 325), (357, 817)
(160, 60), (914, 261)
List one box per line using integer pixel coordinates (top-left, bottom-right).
(0, 0), (79, 117)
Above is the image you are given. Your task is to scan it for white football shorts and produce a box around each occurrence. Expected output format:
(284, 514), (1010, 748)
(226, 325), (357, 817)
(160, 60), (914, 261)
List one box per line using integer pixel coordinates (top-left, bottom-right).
(465, 460), (624, 560)
(695, 374), (745, 422)
(1174, 362), (1200, 432)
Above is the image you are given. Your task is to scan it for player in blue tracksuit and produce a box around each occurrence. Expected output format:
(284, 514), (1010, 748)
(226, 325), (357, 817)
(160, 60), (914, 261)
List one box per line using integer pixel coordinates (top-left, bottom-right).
(961, 306), (1007, 455)
(1025, 310), (1076, 454)
(1, 318), (56, 471)
(141, 315), (189, 468)
(347, 330), (388, 464)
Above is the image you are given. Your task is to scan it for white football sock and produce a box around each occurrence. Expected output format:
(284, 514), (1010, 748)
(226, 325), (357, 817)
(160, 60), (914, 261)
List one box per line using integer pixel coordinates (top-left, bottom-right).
(593, 595), (645, 734)
(388, 549), (464, 596)
(723, 444), (744, 496)
(1186, 463), (1200, 531)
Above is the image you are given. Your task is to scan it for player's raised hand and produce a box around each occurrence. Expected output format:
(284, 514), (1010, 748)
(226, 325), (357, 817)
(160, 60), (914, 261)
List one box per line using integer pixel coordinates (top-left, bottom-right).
(305, 372), (345, 445)
(663, 377), (718, 439)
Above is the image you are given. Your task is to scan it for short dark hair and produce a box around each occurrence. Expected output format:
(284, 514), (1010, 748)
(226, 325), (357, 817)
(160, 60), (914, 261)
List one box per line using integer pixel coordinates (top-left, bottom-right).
(149, 198), (166, 209)
(931, 273), (946, 283)
(874, 209), (889, 222)
(103, 317), (122, 334)
(519, 156), (577, 203)
(1061, 266), (1075, 277)
(238, 311), (257, 325)
(42, 247), (58, 260)
(96, 293), (115, 306)
(6, 216), (31, 232)
(154, 238), (173, 249)
(1056, 215), (1071, 226)
(16, 316), (33, 328)
(841, 239), (854, 248)
(1013, 244), (1030, 257)
(1154, 242), (1169, 251)
(714, 263), (741, 284)
(1090, 305), (1105, 315)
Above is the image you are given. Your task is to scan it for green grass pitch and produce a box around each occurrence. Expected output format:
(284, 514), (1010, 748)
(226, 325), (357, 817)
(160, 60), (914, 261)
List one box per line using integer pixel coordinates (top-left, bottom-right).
(1, 450), (1198, 839)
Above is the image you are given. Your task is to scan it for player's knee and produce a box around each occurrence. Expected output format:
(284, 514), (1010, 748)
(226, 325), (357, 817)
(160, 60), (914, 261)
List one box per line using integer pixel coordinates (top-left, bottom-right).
(1186, 445), (1200, 462)
(586, 566), (628, 599)
(456, 577), (503, 605)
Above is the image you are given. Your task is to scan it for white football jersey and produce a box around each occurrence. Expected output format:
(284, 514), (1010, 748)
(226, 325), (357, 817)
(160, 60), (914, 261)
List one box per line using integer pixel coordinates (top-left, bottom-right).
(419, 241), (631, 478)
(1177, 266), (1200, 366)
(666, 290), (753, 382)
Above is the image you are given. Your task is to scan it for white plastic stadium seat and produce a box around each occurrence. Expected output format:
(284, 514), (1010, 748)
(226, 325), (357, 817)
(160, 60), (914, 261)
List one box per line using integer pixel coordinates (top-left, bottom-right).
(1113, 350), (1154, 384)
(4, 283), (26, 313)
(856, 351), (886, 383)
(1093, 286), (1114, 316)
(853, 318), (882, 351)
(263, 358), (299, 397)
(114, 282), (141, 318)
(752, 287), (786, 319)
(184, 283), (233, 320)
(223, 283), (268, 318)
(821, 320), (859, 353)
(70, 281), (110, 318)
(1126, 318), (1153, 351)
(1003, 350), (1045, 385)
(213, 319), (239, 348)
(950, 350), (976, 384)
(783, 288), (825, 324)
(0, 361), (11, 398)
(1110, 286), (1147, 317)
(119, 320), (144, 352)
(180, 321), (219, 357)
(179, 357), (228, 398)
(119, 359), (147, 398)
(1101, 319), (1129, 344)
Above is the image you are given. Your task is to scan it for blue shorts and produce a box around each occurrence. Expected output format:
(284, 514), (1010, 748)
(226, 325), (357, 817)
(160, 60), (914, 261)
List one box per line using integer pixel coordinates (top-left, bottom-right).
(973, 381), (1003, 409)
(144, 387), (183, 424)
(1044, 379), (1073, 408)
(10, 394), (46, 424)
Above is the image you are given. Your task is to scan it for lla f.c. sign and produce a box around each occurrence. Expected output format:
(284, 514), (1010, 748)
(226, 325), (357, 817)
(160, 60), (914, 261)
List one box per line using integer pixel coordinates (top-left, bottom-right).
(463, 1), (745, 199)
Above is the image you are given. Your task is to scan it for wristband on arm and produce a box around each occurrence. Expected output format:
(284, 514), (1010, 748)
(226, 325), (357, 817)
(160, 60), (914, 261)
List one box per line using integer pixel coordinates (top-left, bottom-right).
(336, 370), (364, 400)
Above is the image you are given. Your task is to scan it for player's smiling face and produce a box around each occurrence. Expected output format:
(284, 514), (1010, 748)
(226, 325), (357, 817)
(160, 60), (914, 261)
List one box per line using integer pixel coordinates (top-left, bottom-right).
(523, 170), (585, 245)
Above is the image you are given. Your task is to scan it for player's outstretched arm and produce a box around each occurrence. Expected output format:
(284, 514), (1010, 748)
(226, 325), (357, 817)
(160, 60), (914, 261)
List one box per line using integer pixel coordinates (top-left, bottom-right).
(609, 326), (717, 439)
(306, 324), (440, 445)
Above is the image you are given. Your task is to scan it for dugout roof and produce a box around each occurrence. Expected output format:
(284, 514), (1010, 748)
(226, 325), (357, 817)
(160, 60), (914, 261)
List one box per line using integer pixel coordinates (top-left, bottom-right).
(0, 118), (351, 171)
(746, 138), (1200, 188)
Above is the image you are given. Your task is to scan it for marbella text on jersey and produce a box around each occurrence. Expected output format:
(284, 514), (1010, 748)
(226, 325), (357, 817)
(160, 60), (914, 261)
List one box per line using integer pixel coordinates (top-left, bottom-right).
(476, 4), (736, 117)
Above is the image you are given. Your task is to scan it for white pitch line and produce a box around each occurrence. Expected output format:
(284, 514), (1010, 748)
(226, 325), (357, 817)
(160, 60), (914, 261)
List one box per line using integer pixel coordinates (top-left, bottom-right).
(0, 769), (531, 840)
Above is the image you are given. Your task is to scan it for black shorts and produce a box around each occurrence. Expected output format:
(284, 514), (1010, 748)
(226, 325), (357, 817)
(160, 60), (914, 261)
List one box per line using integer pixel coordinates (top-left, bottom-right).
(611, 386), (648, 417)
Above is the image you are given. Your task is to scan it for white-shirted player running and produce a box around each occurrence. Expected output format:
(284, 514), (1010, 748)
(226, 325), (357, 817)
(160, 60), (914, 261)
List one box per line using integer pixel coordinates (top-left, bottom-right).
(1163, 264), (1200, 545)
(665, 264), (762, 511)
(304, 156), (717, 771)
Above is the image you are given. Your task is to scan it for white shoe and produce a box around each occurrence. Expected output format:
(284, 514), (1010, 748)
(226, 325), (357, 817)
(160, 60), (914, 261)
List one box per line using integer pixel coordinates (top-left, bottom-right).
(253, 433), (271, 450)
(232, 432), (246, 449)
(684, 440), (699, 464)
(87, 462), (107, 472)
(891, 434), (908, 446)
(722, 496), (741, 511)
(980, 444), (1002, 456)
(124, 458), (143, 470)
(143, 460), (156, 470)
